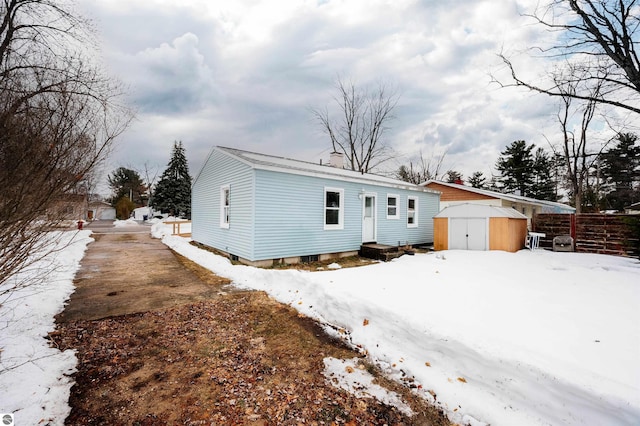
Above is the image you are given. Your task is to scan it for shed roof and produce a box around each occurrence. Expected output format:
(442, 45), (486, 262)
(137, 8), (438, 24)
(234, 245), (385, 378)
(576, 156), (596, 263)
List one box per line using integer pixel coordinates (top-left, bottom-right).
(206, 146), (440, 193)
(434, 203), (528, 219)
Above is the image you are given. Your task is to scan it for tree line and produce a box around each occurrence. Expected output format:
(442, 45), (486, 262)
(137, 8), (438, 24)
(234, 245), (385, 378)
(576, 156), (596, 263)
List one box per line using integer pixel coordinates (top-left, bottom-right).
(107, 141), (192, 220)
(404, 134), (638, 213)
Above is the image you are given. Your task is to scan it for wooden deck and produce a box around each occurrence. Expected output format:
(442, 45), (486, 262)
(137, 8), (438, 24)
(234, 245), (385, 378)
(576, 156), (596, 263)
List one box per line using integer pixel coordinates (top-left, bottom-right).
(359, 243), (405, 261)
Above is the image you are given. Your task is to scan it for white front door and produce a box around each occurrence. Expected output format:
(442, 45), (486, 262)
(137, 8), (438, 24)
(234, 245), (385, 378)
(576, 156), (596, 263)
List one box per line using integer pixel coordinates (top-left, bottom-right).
(362, 194), (376, 243)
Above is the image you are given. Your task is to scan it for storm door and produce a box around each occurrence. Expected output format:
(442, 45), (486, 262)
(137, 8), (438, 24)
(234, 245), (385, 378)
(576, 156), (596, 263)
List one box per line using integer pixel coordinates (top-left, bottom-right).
(362, 194), (377, 243)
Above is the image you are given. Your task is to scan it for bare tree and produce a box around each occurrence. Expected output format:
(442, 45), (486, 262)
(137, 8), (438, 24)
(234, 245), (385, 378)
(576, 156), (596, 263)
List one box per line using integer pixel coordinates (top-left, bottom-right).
(312, 77), (399, 173)
(553, 71), (612, 212)
(497, 0), (640, 114)
(0, 0), (132, 291)
(395, 150), (447, 184)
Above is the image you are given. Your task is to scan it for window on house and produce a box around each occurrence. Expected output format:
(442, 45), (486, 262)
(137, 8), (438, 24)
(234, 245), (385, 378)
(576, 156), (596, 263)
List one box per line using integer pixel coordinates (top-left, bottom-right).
(387, 194), (399, 219)
(324, 187), (344, 230)
(407, 196), (418, 228)
(220, 184), (230, 228)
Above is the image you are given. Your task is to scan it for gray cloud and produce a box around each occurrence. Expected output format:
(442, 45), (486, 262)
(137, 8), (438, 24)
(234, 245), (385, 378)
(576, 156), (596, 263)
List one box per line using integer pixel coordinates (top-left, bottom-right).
(119, 33), (218, 114)
(77, 0), (636, 190)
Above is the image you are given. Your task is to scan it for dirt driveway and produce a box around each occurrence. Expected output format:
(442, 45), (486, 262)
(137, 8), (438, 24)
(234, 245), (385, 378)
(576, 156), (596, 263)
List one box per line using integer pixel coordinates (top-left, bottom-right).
(53, 221), (449, 425)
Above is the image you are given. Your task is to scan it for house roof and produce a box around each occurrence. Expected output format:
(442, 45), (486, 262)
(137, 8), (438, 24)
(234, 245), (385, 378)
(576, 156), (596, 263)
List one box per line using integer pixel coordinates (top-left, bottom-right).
(422, 180), (575, 212)
(211, 146), (440, 193)
(434, 203), (528, 219)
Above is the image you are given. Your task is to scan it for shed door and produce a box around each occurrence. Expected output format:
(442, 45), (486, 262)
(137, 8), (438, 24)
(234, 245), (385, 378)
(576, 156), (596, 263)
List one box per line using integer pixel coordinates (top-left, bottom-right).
(449, 218), (487, 250)
(466, 218), (487, 250)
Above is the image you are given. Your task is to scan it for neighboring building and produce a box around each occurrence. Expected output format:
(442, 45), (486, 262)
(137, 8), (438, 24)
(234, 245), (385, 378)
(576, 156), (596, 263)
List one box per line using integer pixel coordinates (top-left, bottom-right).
(132, 206), (151, 221)
(49, 194), (88, 221)
(192, 146), (440, 266)
(433, 203), (528, 252)
(624, 202), (640, 215)
(422, 180), (575, 222)
(87, 200), (116, 220)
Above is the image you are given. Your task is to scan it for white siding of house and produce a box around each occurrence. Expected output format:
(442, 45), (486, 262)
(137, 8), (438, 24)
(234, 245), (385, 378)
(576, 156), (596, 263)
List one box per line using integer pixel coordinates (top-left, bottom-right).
(191, 149), (254, 260)
(251, 169), (439, 260)
(253, 169), (360, 260)
(193, 148), (440, 262)
(377, 191), (438, 246)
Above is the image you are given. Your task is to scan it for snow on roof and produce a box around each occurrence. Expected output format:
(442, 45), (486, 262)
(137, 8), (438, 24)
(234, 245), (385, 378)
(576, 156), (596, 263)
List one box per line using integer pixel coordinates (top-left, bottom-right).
(216, 146), (439, 193)
(423, 180), (575, 212)
(434, 203), (528, 219)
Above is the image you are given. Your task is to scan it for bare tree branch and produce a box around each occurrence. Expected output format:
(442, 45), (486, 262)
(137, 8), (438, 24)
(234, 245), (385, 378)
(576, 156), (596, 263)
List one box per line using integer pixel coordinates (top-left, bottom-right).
(554, 70), (614, 212)
(311, 77), (399, 173)
(0, 0), (133, 288)
(495, 0), (640, 114)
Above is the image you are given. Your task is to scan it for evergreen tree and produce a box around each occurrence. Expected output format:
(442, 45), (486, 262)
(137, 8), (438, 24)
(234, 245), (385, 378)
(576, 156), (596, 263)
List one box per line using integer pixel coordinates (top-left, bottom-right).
(467, 171), (487, 189)
(600, 133), (640, 211)
(444, 170), (463, 184)
(495, 140), (535, 196)
(153, 141), (192, 218)
(530, 148), (556, 201)
(108, 167), (147, 207)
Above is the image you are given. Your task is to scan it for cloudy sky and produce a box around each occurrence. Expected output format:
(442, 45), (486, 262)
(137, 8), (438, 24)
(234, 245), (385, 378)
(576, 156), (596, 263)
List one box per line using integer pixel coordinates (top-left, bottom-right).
(76, 0), (636, 190)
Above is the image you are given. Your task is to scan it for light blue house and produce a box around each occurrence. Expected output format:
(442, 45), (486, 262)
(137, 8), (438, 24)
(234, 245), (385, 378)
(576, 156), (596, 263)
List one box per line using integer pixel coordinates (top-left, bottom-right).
(192, 147), (440, 266)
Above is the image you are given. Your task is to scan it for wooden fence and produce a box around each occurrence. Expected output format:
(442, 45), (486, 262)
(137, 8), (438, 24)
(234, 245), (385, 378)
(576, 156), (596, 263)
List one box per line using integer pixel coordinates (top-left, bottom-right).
(533, 213), (640, 258)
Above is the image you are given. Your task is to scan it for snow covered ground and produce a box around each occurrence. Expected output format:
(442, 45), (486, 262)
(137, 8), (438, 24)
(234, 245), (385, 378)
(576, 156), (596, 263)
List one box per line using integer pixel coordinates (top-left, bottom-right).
(0, 230), (92, 425)
(155, 222), (640, 426)
(1, 220), (638, 425)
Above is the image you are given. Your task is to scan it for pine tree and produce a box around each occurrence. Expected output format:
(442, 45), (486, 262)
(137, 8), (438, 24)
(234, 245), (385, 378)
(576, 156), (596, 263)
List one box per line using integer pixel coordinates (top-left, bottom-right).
(467, 171), (487, 189)
(530, 148), (557, 201)
(444, 170), (463, 184)
(495, 140), (535, 196)
(600, 133), (640, 211)
(153, 141), (192, 218)
(108, 167), (147, 207)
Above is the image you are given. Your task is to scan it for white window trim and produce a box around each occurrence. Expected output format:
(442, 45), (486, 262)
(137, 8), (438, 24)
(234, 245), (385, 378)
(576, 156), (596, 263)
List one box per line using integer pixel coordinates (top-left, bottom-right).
(220, 184), (230, 229)
(407, 196), (418, 228)
(386, 193), (399, 219)
(324, 187), (344, 230)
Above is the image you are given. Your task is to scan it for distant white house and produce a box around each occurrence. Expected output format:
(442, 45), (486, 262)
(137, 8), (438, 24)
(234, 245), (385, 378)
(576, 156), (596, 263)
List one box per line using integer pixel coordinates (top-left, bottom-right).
(191, 146), (441, 266)
(87, 200), (115, 220)
(132, 206), (151, 221)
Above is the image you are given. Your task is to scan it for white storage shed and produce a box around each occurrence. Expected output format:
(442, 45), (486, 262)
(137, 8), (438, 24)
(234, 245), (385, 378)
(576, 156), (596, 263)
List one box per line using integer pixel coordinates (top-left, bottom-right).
(434, 203), (528, 252)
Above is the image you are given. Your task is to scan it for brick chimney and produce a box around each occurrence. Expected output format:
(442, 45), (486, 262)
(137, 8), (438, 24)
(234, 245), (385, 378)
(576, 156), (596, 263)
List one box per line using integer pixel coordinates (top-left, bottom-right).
(329, 151), (344, 168)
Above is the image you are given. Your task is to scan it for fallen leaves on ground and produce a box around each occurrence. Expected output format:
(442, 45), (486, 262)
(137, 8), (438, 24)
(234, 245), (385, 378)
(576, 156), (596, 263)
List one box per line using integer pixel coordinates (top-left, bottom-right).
(52, 291), (450, 426)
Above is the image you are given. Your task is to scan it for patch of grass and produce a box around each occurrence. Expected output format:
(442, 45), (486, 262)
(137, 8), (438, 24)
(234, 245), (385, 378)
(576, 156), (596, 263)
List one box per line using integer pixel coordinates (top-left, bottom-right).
(172, 251), (232, 286)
